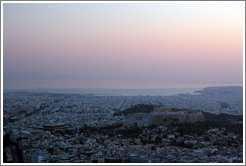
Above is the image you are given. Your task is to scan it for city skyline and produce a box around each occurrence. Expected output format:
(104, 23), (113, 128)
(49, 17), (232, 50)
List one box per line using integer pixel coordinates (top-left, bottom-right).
(2, 1), (245, 89)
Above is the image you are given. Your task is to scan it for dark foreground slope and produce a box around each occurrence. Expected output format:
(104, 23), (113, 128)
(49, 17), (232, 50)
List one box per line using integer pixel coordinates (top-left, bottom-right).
(177, 111), (243, 136)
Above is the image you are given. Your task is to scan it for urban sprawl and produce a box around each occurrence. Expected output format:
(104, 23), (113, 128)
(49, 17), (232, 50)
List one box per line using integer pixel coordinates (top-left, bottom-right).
(3, 86), (243, 163)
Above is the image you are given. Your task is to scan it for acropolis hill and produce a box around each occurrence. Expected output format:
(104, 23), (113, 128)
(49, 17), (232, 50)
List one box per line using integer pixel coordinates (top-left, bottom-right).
(124, 107), (205, 128)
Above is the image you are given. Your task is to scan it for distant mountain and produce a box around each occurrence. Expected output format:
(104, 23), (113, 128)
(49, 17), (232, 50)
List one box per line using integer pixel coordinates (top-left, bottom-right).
(195, 86), (243, 95)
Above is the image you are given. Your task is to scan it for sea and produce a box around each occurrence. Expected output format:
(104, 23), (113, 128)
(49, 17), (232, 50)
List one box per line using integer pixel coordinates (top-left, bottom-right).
(4, 82), (242, 96)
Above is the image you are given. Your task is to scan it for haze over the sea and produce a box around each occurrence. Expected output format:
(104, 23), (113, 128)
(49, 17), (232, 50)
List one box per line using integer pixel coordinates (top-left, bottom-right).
(3, 2), (244, 90)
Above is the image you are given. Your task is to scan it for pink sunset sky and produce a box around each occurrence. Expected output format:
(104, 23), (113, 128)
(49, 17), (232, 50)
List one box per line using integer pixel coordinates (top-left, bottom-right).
(3, 2), (245, 89)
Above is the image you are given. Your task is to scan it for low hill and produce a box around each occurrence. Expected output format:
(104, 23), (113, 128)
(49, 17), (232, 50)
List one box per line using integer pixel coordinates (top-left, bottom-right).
(115, 104), (243, 135)
(113, 104), (157, 116)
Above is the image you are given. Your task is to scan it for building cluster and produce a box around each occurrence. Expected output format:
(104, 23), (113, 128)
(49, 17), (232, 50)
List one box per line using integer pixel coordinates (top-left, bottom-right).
(3, 86), (243, 163)
(4, 121), (243, 163)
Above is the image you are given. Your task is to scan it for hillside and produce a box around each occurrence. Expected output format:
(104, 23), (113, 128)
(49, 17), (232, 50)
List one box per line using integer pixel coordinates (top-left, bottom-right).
(113, 104), (157, 116)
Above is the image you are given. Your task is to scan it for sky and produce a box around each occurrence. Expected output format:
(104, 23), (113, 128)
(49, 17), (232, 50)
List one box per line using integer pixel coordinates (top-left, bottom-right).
(3, 2), (245, 89)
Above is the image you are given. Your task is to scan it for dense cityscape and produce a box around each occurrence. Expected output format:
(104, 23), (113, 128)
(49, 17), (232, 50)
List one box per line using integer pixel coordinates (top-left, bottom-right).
(2, 1), (244, 164)
(3, 86), (243, 163)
